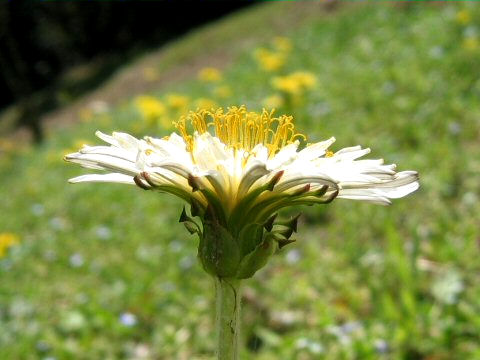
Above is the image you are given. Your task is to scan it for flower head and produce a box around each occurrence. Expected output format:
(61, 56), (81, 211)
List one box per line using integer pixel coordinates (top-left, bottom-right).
(65, 106), (418, 278)
(272, 71), (317, 95)
(263, 94), (284, 109)
(198, 67), (222, 83)
(166, 94), (190, 110)
(194, 98), (217, 110)
(462, 36), (479, 51)
(135, 96), (166, 124)
(214, 85), (232, 99)
(0, 233), (19, 258)
(273, 37), (292, 52)
(254, 48), (286, 72)
(456, 9), (471, 25)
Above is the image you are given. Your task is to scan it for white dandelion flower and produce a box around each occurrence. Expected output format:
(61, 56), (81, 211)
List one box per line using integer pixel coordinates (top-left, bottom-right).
(65, 106), (418, 278)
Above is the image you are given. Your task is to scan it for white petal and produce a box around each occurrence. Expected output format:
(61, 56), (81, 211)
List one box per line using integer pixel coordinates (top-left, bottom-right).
(337, 194), (392, 205)
(95, 131), (120, 147)
(249, 144), (269, 163)
(267, 141), (299, 169)
(112, 132), (140, 150)
(274, 174), (338, 193)
(377, 181), (420, 198)
(298, 137), (336, 160)
(68, 173), (135, 185)
(333, 147), (371, 161)
(334, 145), (362, 154)
(65, 153), (139, 175)
(80, 145), (136, 162)
(237, 160), (270, 196)
(192, 132), (228, 172)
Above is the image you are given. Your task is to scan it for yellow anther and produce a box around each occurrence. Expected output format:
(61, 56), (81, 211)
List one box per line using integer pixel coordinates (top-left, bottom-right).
(325, 150), (334, 158)
(174, 106), (307, 157)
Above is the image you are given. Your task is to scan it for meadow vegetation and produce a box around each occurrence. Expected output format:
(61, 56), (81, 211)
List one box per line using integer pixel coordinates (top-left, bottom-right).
(1, 3), (479, 359)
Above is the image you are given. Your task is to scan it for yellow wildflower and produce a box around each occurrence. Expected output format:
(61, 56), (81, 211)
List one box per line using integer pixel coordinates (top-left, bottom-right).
(214, 85), (232, 98)
(0, 233), (19, 258)
(273, 37), (292, 52)
(262, 94), (284, 109)
(291, 71), (317, 88)
(135, 95), (166, 123)
(272, 71), (317, 95)
(272, 77), (301, 95)
(463, 37), (479, 51)
(198, 67), (222, 82)
(254, 48), (286, 72)
(194, 98), (217, 110)
(166, 94), (190, 109)
(456, 10), (471, 25)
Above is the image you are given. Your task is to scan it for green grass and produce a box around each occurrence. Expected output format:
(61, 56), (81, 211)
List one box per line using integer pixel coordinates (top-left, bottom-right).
(1, 2), (480, 359)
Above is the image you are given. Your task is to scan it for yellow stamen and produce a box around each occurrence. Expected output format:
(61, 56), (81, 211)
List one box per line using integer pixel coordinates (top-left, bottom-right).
(174, 106), (306, 157)
(325, 150), (334, 158)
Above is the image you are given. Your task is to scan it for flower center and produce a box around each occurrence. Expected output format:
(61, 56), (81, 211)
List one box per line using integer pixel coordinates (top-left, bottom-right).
(174, 106), (306, 156)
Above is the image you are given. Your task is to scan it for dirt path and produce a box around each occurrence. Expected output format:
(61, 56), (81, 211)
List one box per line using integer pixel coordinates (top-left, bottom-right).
(18, 2), (340, 140)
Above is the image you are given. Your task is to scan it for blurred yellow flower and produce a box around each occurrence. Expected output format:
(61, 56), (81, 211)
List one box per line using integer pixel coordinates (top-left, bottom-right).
(135, 95), (166, 123)
(194, 98), (217, 110)
(262, 94), (284, 109)
(463, 37), (479, 51)
(166, 94), (190, 109)
(273, 37), (292, 52)
(198, 67), (222, 82)
(254, 48), (286, 72)
(456, 10), (471, 25)
(272, 71), (317, 95)
(214, 85), (232, 98)
(292, 71), (317, 88)
(0, 233), (19, 258)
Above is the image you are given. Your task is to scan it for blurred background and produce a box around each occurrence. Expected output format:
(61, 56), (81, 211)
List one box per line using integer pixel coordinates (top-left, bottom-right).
(1, 2), (479, 359)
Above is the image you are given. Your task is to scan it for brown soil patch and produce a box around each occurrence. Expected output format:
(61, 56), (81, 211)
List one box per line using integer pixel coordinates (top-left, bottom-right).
(10, 1), (341, 141)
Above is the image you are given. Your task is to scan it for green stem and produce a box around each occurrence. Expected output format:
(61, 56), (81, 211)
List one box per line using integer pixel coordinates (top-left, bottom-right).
(215, 277), (241, 360)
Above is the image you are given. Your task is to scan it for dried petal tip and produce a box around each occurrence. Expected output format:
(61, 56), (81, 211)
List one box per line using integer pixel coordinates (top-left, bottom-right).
(141, 172), (157, 187)
(267, 171), (284, 191)
(188, 174), (201, 192)
(133, 175), (150, 190)
(314, 185), (329, 197)
(291, 184), (311, 196)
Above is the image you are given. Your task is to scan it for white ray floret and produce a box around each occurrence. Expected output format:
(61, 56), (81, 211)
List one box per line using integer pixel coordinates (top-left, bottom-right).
(65, 106), (419, 223)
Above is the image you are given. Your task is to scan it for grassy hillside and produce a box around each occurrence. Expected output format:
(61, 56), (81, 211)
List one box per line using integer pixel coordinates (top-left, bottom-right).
(1, 2), (479, 359)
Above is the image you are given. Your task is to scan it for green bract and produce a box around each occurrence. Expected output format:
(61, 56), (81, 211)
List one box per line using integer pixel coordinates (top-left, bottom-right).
(181, 205), (299, 279)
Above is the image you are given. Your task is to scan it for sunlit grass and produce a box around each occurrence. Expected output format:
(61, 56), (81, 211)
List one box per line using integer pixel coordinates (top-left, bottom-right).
(1, 3), (480, 359)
